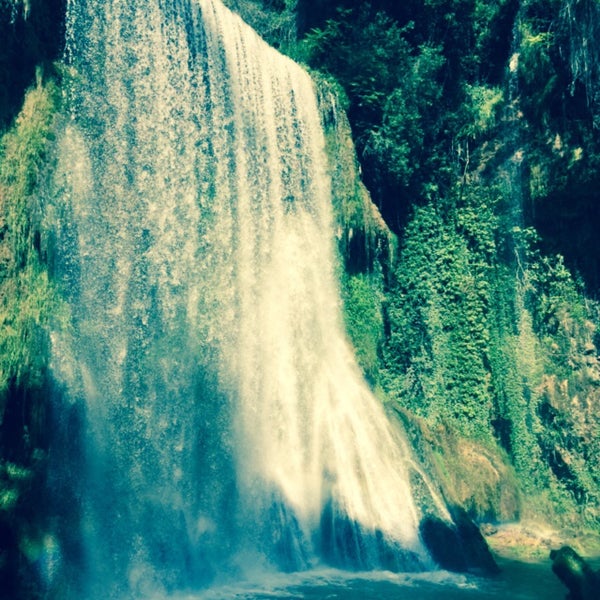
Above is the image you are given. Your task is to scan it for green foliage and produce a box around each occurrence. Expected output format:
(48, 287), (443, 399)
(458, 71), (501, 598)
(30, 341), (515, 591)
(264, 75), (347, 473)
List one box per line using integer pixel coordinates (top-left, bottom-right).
(0, 73), (60, 600)
(363, 44), (445, 190)
(380, 163), (599, 523)
(460, 84), (504, 139)
(383, 193), (496, 436)
(484, 220), (600, 520)
(301, 9), (413, 121)
(221, 0), (298, 50)
(0, 76), (60, 413)
(300, 7), (450, 219)
(341, 271), (384, 387)
(317, 74), (396, 279)
(517, 24), (558, 127)
(527, 253), (585, 339)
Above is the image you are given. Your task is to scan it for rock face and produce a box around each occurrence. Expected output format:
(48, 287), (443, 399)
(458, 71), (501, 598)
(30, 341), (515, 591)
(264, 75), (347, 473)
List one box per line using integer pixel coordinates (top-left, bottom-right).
(550, 546), (600, 600)
(419, 507), (500, 575)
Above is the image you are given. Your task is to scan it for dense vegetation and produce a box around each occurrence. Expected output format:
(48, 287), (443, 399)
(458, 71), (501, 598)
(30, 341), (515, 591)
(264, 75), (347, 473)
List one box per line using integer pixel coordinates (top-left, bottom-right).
(1, 0), (599, 595)
(0, 75), (61, 596)
(0, 2), (65, 594)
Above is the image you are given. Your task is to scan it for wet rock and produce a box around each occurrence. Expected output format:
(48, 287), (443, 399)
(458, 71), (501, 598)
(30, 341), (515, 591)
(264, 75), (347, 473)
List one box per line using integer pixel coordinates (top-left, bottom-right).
(480, 523), (498, 537)
(550, 545), (600, 600)
(419, 507), (500, 575)
(318, 500), (424, 572)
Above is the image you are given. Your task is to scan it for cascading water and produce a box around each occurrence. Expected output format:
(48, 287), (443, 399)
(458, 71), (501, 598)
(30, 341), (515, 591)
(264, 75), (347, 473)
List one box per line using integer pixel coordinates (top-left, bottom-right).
(48, 0), (441, 596)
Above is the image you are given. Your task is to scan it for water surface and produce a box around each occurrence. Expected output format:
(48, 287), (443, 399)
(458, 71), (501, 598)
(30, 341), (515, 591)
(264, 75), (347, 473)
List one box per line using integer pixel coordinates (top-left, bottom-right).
(166, 559), (566, 600)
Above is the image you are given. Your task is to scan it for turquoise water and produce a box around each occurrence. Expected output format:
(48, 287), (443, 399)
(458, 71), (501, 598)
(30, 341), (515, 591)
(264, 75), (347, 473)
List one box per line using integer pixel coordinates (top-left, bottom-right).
(170, 559), (566, 600)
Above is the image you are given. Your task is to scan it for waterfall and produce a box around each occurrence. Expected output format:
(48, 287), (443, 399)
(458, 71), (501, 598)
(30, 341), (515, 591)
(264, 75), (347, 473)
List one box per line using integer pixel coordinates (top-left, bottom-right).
(48, 0), (435, 596)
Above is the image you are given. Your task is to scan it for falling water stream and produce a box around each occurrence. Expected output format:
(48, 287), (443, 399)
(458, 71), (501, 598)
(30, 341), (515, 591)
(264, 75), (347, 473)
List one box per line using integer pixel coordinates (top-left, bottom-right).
(43, 1), (566, 599)
(46, 1), (442, 595)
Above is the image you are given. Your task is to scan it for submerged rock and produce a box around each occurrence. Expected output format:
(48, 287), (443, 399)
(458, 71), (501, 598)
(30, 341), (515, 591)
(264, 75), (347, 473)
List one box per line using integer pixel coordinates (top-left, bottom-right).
(550, 545), (600, 600)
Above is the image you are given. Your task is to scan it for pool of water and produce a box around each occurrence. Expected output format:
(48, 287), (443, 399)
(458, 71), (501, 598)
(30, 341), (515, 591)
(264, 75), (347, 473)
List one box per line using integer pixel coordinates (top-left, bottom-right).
(167, 558), (566, 600)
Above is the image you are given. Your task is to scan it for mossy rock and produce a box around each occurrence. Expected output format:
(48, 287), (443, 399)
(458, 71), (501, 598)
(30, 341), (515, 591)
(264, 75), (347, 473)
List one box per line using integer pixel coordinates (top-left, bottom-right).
(550, 545), (600, 600)
(394, 408), (520, 523)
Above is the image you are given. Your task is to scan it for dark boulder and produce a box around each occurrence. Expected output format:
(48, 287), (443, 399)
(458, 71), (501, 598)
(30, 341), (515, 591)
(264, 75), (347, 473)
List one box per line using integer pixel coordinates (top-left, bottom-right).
(419, 507), (500, 575)
(550, 545), (600, 600)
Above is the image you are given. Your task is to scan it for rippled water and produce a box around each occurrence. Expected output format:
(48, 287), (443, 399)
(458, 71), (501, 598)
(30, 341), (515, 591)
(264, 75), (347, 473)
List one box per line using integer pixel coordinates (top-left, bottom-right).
(152, 559), (566, 600)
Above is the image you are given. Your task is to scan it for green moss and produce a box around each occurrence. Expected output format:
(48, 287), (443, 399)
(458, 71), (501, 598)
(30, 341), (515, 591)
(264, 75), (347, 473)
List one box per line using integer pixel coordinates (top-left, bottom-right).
(0, 70), (62, 600)
(316, 76), (396, 390)
(316, 77), (395, 267)
(383, 195), (497, 437)
(396, 407), (521, 523)
(341, 271), (384, 386)
(0, 74), (60, 407)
